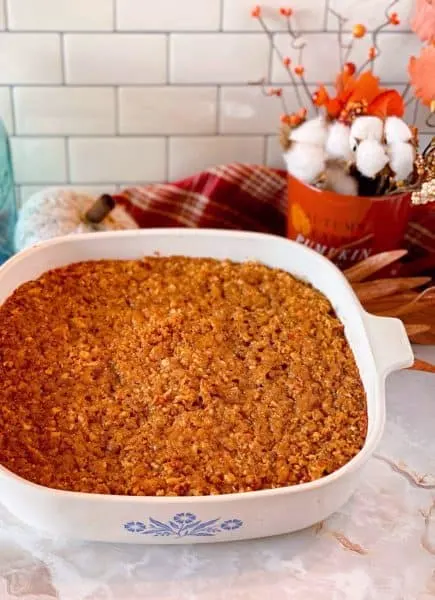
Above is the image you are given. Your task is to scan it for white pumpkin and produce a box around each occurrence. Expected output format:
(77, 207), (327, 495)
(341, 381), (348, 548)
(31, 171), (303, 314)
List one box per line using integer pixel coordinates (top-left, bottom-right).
(14, 188), (138, 252)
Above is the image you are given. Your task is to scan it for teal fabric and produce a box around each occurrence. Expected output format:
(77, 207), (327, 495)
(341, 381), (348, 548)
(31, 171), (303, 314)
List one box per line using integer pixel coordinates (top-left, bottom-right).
(0, 120), (16, 265)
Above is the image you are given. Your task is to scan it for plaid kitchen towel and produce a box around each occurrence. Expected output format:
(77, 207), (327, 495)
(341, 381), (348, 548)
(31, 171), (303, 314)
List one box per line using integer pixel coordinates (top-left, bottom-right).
(114, 163), (287, 235)
(113, 163), (435, 277)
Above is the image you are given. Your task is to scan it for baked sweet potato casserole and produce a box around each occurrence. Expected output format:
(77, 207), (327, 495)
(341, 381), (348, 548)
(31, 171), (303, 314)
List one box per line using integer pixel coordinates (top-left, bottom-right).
(0, 257), (367, 495)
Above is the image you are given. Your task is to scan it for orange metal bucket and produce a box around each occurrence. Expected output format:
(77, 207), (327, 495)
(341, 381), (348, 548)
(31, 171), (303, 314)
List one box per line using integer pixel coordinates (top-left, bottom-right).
(287, 174), (412, 269)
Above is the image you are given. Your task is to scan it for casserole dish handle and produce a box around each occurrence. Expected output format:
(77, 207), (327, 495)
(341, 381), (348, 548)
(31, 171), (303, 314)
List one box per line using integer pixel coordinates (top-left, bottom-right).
(363, 312), (414, 378)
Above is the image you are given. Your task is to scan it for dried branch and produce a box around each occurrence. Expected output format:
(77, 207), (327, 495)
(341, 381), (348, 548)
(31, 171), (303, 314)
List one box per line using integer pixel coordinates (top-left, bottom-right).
(255, 14), (305, 108)
(284, 14), (316, 108)
(401, 82), (411, 100)
(344, 249), (407, 283)
(248, 77), (290, 115)
(328, 8), (352, 68)
(357, 0), (400, 75)
(412, 94), (420, 125)
(290, 37), (315, 109)
(409, 358), (435, 374)
(425, 111), (435, 128)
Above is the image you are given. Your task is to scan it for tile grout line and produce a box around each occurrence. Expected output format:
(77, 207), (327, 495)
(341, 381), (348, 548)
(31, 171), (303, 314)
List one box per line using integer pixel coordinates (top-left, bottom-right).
(8, 133), (284, 139)
(9, 78), (20, 208)
(9, 86), (17, 136)
(59, 33), (66, 85)
(0, 28), (414, 34)
(165, 136), (170, 182)
(166, 34), (170, 84)
(219, 0), (224, 31)
(113, 0), (117, 31)
(3, 0), (8, 30)
(1, 81), (411, 89)
(114, 86), (120, 135)
(215, 85), (221, 134)
(64, 137), (71, 183)
(19, 181), (163, 188)
(323, 0), (330, 31)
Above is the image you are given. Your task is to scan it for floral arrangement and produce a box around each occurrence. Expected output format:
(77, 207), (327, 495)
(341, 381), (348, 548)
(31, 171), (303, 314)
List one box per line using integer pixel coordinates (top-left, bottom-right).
(251, 1), (435, 202)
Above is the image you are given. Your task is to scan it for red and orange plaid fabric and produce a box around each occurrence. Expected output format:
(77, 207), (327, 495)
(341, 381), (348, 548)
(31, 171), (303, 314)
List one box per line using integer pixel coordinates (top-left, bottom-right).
(113, 163), (435, 277)
(114, 164), (287, 235)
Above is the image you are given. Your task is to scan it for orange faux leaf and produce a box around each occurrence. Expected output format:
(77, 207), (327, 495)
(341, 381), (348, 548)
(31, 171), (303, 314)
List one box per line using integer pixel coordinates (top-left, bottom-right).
(326, 98), (343, 119)
(347, 71), (384, 105)
(312, 85), (329, 106)
(321, 69), (404, 121)
(411, 0), (435, 42)
(335, 69), (357, 97)
(368, 89), (405, 118)
(409, 45), (435, 106)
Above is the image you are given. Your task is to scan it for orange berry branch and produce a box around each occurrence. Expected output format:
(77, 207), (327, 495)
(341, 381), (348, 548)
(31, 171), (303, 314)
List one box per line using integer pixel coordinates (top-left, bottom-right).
(250, 2), (408, 127)
(249, 5), (314, 116)
(250, 4), (434, 210)
(329, 8), (354, 67)
(356, 0), (401, 75)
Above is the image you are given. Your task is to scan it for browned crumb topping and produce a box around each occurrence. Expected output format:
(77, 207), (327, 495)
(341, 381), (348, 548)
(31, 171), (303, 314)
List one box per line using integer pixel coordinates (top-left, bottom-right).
(0, 257), (367, 496)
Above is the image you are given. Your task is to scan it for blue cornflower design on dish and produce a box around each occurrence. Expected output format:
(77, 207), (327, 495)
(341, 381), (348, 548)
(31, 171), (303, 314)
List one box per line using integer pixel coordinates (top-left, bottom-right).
(220, 519), (243, 531)
(123, 514), (244, 537)
(124, 521), (147, 533)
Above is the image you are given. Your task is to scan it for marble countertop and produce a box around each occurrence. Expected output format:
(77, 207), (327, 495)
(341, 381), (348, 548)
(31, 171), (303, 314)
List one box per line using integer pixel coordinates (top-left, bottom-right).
(1, 346), (434, 600)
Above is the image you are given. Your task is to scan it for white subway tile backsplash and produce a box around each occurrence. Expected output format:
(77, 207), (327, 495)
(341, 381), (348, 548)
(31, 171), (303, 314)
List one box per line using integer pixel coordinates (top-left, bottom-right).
(170, 34), (269, 84)
(14, 87), (115, 135)
(392, 84), (432, 133)
(223, 0), (326, 31)
(69, 137), (166, 183)
(117, 0), (220, 31)
(7, 0), (113, 31)
(0, 0), (5, 30)
(272, 32), (370, 83)
(0, 1), (420, 198)
(64, 34), (166, 84)
(327, 0), (413, 31)
(266, 135), (285, 169)
(0, 88), (13, 133)
(169, 136), (264, 180)
(220, 85), (302, 134)
(19, 184), (116, 206)
(11, 137), (67, 183)
(119, 87), (216, 134)
(408, 102), (432, 133)
(0, 34), (61, 84)
(375, 33), (421, 83)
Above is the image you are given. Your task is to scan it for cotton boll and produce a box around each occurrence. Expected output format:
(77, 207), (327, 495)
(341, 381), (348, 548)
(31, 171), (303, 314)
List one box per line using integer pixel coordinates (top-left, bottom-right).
(349, 116), (384, 152)
(289, 117), (327, 147)
(324, 164), (358, 195)
(355, 139), (389, 178)
(384, 116), (412, 144)
(387, 141), (415, 180)
(325, 122), (353, 161)
(284, 143), (326, 183)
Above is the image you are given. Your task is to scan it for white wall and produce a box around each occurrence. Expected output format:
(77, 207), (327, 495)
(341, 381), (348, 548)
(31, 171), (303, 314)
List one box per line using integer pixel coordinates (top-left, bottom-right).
(0, 0), (430, 205)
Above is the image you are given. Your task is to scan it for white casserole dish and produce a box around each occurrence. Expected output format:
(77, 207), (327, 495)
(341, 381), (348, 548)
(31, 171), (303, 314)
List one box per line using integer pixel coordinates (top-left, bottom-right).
(0, 229), (413, 544)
